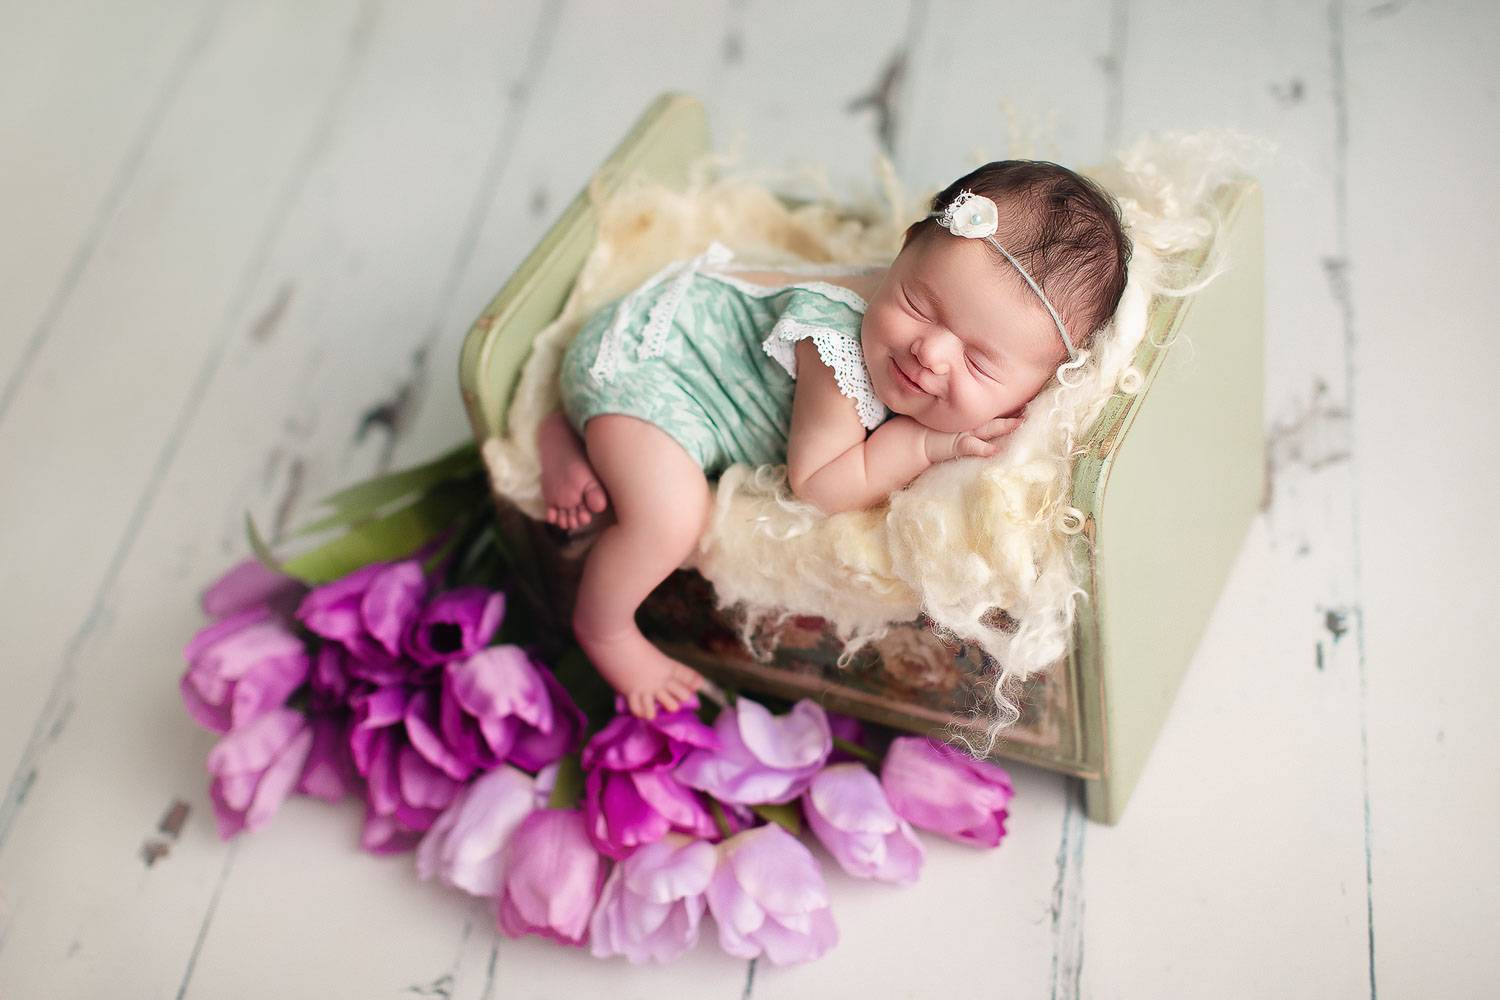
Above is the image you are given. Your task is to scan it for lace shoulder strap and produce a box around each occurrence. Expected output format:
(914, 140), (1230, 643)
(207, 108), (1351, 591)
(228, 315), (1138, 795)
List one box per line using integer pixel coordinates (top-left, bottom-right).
(762, 294), (887, 430)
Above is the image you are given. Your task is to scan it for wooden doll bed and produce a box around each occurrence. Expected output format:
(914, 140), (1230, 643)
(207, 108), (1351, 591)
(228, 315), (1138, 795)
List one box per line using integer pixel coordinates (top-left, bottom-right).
(458, 93), (1264, 824)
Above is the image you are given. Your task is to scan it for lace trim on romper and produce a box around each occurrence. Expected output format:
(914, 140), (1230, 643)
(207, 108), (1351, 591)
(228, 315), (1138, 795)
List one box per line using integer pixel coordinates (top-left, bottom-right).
(586, 240), (888, 431)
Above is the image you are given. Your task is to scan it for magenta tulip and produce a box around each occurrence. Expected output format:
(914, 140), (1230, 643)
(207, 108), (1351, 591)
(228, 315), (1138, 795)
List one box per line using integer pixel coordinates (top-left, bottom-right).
(405, 587), (504, 666)
(296, 559), (427, 663)
(589, 834), (716, 963)
(802, 763), (924, 884)
(497, 809), (607, 947)
(200, 557), (306, 622)
(879, 736), (1014, 847)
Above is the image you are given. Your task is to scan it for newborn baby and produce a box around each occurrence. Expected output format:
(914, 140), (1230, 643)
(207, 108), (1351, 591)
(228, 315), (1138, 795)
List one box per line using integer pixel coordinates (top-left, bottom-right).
(535, 160), (1131, 718)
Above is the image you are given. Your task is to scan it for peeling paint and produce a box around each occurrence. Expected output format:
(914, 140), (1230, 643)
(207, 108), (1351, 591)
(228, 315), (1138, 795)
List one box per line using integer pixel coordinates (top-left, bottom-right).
(160, 799), (190, 838)
(271, 454), (307, 540)
(1325, 607), (1351, 642)
(1315, 641), (1325, 671)
(722, 29), (742, 65)
(1263, 376), (1352, 512)
(845, 47), (907, 157)
(1269, 77), (1306, 106)
(248, 282), (294, 342)
(528, 185), (548, 219)
(355, 346), (428, 470)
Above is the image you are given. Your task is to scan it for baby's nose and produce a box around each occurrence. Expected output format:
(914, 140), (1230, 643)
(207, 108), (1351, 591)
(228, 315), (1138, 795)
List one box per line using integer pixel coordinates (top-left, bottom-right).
(912, 339), (950, 375)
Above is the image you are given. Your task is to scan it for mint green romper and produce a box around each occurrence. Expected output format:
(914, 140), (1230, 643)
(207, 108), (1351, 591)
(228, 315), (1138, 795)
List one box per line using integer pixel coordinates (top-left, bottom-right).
(559, 241), (890, 476)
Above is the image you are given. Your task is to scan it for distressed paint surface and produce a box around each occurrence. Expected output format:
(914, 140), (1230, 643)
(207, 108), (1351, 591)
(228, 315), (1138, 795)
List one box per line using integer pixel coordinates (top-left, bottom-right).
(1, 1), (1495, 997)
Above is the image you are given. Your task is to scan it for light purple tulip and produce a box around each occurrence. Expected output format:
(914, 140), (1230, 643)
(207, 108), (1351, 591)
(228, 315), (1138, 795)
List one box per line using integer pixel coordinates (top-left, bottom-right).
(802, 763), (924, 885)
(200, 557), (306, 622)
(181, 607), (310, 734)
(416, 765), (544, 896)
(497, 809), (607, 947)
(879, 736), (1015, 847)
(296, 559), (427, 663)
(206, 707), (314, 839)
(704, 824), (838, 965)
(676, 699), (832, 805)
(405, 587), (504, 666)
(589, 833), (716, 963)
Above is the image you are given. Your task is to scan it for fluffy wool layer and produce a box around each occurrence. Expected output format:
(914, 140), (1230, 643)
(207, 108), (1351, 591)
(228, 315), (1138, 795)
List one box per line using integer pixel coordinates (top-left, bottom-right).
(482, 131), (1272, 749)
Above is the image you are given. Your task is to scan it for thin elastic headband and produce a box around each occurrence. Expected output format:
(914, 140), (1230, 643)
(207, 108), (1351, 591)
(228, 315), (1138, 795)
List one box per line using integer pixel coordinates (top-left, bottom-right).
(928, 191), (1078, 363)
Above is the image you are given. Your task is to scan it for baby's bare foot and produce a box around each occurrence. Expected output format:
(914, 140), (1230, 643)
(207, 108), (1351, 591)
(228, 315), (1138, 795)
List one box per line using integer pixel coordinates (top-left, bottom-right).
(576, 626), (705, 720)
(537, 411), (610, 530)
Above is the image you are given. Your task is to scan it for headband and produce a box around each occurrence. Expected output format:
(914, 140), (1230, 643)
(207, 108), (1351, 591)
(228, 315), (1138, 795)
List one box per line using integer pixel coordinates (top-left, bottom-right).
(927, 189), (1078, 362)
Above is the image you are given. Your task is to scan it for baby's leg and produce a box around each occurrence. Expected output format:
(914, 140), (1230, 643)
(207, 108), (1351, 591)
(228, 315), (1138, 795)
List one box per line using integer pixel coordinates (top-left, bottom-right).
(574, 413), (710, 719)
(537, 409), (609, 531)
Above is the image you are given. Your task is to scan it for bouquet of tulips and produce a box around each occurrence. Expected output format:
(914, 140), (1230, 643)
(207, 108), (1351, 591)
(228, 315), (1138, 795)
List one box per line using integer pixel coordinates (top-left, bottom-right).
(180, 444), (1016, 965)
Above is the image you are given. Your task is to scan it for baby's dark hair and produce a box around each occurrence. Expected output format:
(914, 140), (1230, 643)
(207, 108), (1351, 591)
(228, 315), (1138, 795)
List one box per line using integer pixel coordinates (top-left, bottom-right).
(903, 160), (1132, 355)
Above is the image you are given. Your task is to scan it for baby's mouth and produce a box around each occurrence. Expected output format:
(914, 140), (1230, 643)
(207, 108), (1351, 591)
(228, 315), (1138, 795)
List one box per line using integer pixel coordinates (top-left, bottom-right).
(891, 358), (927, 395)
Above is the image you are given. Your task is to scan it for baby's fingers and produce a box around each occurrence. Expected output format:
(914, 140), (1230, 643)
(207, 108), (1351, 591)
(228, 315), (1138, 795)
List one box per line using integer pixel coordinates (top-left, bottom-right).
(954, 433), (1000, 458)
(975, 416), (1024, 441)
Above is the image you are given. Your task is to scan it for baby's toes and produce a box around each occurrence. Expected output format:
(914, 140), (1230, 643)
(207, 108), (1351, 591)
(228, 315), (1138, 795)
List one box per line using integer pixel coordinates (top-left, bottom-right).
(671, 664), (705, 690)
(628, 691), (656, 720)
(583, 482), (609, 514)
(574, 504), (593, 527)
(663, 677), (694, 706)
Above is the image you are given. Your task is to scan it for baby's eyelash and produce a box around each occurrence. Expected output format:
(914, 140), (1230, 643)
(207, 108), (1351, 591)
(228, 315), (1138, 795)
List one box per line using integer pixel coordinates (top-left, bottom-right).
(967, 352), (995, 380)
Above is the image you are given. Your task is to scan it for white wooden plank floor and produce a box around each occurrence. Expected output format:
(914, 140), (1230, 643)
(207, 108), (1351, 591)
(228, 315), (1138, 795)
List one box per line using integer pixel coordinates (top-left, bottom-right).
(1, 2), (1496, 997)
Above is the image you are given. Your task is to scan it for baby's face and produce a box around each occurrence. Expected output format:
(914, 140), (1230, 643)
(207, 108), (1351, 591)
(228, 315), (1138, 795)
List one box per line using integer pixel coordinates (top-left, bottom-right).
(860, 233), (1069, 434)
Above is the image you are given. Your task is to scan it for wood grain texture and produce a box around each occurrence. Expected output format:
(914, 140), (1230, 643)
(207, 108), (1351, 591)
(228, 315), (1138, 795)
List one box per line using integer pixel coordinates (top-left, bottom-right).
(0, 0), (1495, 996)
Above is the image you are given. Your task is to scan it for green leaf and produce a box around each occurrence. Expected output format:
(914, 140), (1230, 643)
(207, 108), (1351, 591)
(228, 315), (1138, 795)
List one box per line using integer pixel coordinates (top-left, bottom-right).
(245, 512), (288, 574)
(289, 442), (480, 537)
(278, 478), (483, 584)
(832, 735), (880, 766)
(709, 798), (734, 840)
(750, 802), (802, 836)
(546, 754), (585, 810)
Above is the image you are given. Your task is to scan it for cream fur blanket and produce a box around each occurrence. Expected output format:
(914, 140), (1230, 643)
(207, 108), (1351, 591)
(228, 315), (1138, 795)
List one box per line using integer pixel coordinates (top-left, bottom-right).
(482, 131), (1267, 744)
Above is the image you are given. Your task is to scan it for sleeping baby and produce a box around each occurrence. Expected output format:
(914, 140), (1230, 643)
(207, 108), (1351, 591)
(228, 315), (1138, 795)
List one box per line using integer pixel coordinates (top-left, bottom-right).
(534, 160), (1131, 718)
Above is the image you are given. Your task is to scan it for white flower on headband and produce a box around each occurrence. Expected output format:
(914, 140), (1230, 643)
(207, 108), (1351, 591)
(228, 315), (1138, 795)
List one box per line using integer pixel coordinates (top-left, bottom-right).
(936, 189), (999, 239)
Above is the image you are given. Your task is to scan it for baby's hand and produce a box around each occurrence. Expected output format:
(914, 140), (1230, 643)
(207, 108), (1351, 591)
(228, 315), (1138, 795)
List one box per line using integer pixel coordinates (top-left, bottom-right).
(923, 416), (1023, 463)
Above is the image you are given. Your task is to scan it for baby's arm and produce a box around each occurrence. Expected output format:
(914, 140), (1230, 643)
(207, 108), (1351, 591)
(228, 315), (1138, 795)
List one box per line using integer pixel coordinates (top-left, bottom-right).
(785, 339), (1020, 514)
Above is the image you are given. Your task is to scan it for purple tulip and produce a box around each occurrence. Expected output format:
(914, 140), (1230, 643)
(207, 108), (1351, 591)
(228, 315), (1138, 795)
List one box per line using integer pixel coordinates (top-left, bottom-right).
(589, 833), (717, 963)
(802, 763), (924, 884)
(582, 697), (718, 773)
(200, 557), (306, 622)
(296, 559), (427, 663)
(497, 809), (607, 947)
(879, 736), (1014, 847)
(704, 824), (838, 964)
(578, 700), (719, 859)
(440, 646), (552, 770)
(206, 707), (314, 839)
(506, 665), (587, 771)
(583, 767), (718, 861)
(348, 687), (464, 849)
(676, 699), (832, 805)
(296, 713), (357, 802)
(826, 710), (871, 764)
(181, 607), (310, 734)
(416, 765), (545, 896)
(405, 587), (504, 666)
